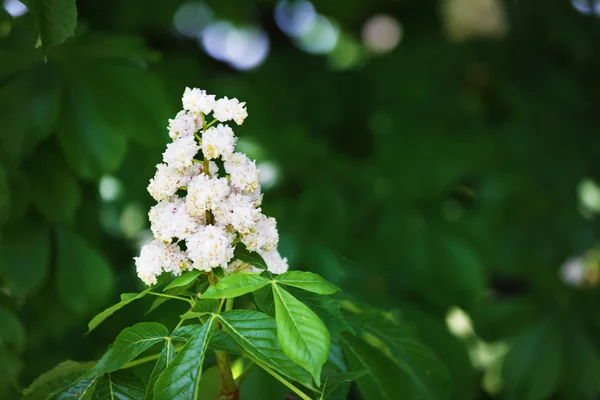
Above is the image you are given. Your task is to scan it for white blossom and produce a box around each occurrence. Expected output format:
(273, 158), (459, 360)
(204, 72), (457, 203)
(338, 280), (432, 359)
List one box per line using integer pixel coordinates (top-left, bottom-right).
(258, 248), (288, 274)
(187, 225), (235, 271)
(135, 240), (188, 285)
(242, 214), (279, 251)
(186, 174), (230, 216)
(149, 195), (202, 243)
(202, 124), (236, 160)
(163, 135), (199, 170)
(182, 87), (216, 115)
(213, 193), (261, 234)
(168, 110), (200, 140)
(224, 152), (260, 193)
(213, 97), (247, 125)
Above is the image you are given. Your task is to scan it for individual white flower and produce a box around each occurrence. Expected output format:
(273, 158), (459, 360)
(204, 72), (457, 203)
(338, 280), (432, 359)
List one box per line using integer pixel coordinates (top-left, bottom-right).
(147, 163), (201, 201)
(213, 96), (234, 122)
(186, 174), (230, 216)
(233, 101), (248, 125)
(149, 195), (202, 243)
(182, 87), (216, 115)
(224, 152), (260, 193)
(242, 214), (279, 251)
(134, 240), (189, 285)
(202, 124), (237, 160)
(163, 135), (199, 170)
(187, 225), (235, 271)
(168, 110), (200, 140)
(213, 193), (261, 234)
(258, 248), (288, 274)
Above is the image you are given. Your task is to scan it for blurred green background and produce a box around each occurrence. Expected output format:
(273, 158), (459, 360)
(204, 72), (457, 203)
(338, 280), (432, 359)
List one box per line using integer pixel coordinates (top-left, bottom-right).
(2, 0), (600, 398)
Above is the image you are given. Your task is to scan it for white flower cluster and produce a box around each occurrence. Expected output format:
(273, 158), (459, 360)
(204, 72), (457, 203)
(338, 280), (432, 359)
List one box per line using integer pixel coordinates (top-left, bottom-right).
(135, 88), (288, 285)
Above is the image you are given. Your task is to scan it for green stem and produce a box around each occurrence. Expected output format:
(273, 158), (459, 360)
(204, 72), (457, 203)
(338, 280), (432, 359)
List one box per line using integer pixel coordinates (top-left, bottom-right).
(148, 292), (194, 307)
(251, 359), (312, 400)
(206, 118), (218, 129)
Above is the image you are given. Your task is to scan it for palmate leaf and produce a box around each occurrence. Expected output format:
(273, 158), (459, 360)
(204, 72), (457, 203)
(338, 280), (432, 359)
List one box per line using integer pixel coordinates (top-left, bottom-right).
(95, 323), (168, 374)
(144, 340), (174, 400)
(320, 370), (368, 399)
(22, 360), (95, 400)
(87, 289), (151, 333)
(218, 310), (314, 387)
(172, 326), (240, 355)
(153, 316), (216, 400)
(201, 273), (270, 299)
(93, 371), (145, 400)
(53, 374), (99, 400)
(272, 283), (330, 386)
(21, 0), (77, 54)
(275, 271), (340, 295)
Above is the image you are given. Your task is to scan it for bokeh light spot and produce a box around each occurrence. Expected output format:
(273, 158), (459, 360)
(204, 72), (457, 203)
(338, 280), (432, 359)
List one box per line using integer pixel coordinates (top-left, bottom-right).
(173, 1), (213, 38)
(3, 0), (27, 17)
(361, 14), (402, 54)
(274, 0), (316, 37)
(294, 15), (339, 54)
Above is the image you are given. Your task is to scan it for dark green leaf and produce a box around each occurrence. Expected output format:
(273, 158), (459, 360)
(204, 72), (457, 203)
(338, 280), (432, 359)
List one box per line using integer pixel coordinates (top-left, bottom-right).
(0, 216), (50, 296)
(320, 370), (368, 399)
(93, 371), (145, 400)
(23, 360), (95, 400)
(87, 289), (151, 333)
(56, 228), (115, 314)
(154, 316), (216, 400)
(95, 322), (169, 374)
(253, 285), (275, 317)
(0, 307), (25, 352)
(502, 317), (562, 400)
(275, 271), (340, 295)
(163, 270), (202, 291)
(28, 150), (80, 222)
(53, 374), (99, 400)
(201, 273), (270, 299)
(21, 0), (77, 54)
(0, 66), (61, 165)
(272, 283), (330, 385)
(58, 68), (127, 179)
(233, 243), (268, 270)
(171, 325), (240, 355)
(144, 339), (174, 400)
(0, 164), (9, 226)
(218, 310), (313, 387)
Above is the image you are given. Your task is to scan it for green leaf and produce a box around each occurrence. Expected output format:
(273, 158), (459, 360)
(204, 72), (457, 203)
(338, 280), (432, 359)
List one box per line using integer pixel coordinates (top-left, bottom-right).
(28, 150), (80, 222)
(320, 370), (368, 399)
(87, 289), (151, 333)
(53, 374), (99, 400)
(147, 285), (194, 315)
(233, 243), (268, 270)
(341, 332), (450, 400)
(218, 310), (313, 387)
(95, 322), (169, 374)
(163, 270), (202, 291)
(171, 326), (240, 356)
(23, 360), (95, 400)
(0, 66), (61, 165)
(56, 228), (115, 314)
(21, 0), (77, 54)
(0, 307), (25, 352)
(201, 273), (270, 299)
(154, 316), (216, 400)
(0, 164), (9, 226)
(502, 317), (562, 400)
(275, 271), (340, 295)
(253, 285), (275, 317)
(58, 67), (127, 180)
(93, 371), (145, 400)
(272, 283), (330, 385)
(144, 339), (174, 400)
(340, 333), (405, 400)
(0, 216), (50, 296)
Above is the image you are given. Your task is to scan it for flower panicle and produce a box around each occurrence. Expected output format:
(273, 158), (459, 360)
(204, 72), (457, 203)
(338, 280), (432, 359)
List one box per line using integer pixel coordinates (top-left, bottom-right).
(135, 87), (287, 285)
